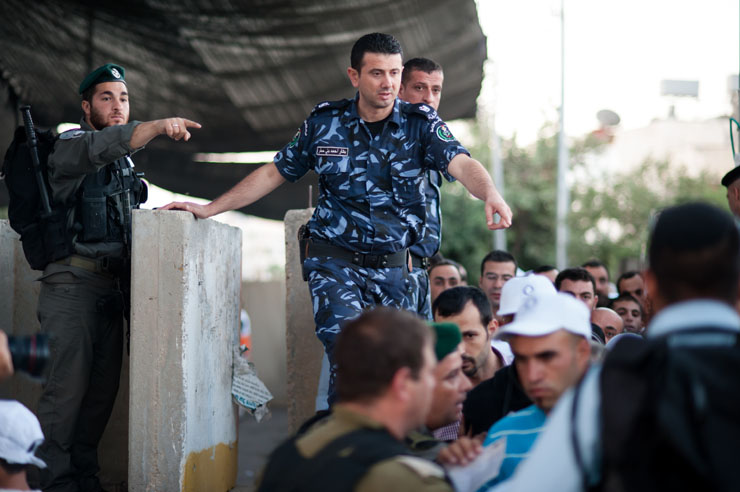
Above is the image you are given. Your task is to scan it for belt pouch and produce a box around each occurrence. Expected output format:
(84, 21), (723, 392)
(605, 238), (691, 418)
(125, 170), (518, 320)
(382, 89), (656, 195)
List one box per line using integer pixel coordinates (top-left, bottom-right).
(80, 194), (107, 241)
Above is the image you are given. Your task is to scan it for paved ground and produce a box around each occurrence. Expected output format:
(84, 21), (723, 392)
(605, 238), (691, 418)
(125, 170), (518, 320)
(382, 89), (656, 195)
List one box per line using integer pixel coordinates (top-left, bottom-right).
(231, 405), (289, 492)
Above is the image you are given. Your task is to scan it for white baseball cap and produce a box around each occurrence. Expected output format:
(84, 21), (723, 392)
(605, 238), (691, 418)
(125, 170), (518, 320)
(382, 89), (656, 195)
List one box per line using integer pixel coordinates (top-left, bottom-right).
(0, 400), (46, 468)
(496, 292), (591, 340)
(497, 274), (557, 317)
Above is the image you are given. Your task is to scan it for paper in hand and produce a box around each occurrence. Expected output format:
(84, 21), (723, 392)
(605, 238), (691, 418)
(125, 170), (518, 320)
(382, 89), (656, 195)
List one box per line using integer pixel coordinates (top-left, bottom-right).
(446, 437), (506, 492)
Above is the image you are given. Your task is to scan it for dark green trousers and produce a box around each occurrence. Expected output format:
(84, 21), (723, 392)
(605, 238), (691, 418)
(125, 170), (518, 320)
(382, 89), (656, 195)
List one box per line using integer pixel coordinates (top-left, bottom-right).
(34, 263), (125, 492)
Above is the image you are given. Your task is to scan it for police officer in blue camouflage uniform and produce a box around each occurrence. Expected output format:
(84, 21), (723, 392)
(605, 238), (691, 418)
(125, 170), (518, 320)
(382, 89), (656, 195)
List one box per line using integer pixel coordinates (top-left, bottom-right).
(399, 57), (446, 320)
(163, 33), (512, 405)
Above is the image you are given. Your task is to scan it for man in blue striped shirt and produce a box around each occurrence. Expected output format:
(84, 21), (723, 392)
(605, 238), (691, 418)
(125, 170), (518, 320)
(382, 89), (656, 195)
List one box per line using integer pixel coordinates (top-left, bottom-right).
(478, 292), (592, 489)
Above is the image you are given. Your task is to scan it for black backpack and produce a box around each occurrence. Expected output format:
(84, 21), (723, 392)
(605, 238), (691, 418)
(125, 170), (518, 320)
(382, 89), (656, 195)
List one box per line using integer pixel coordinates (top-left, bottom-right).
(2, 124), (73, 270)
(574, 328), (740, 492)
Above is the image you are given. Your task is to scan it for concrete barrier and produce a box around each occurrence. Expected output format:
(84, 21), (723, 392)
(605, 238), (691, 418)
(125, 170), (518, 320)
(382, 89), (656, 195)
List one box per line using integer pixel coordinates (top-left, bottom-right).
(283, 209), (324, 433)
(128, 210), (241, 492)
(0, 220), (43, 408)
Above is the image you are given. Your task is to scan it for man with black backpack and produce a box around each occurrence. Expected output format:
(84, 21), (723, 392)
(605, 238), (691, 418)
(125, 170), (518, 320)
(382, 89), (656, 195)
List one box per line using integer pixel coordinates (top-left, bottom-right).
(26, 63), (201, 492)
(491, 202), (740, 492)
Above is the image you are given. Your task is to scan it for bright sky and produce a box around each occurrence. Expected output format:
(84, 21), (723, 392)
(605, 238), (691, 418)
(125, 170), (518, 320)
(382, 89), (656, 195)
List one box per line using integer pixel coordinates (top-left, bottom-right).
(477, 0), (740, 144)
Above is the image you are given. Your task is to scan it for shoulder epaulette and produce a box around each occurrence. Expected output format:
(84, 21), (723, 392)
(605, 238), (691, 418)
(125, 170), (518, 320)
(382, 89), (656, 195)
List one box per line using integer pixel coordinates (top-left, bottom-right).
(58, 128), (85, 140)
(311, 99), (352, 115)
(402, 102), (438, 121)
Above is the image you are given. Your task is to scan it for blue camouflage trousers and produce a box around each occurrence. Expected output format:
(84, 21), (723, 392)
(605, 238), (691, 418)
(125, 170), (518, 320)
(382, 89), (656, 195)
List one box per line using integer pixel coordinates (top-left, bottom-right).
(305, 255), (417, 404)
(408, 268), (432, 321)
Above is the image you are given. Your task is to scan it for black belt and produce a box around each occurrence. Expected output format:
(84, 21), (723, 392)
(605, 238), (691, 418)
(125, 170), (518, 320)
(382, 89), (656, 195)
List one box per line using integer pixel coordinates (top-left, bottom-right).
(307, 241), (408, 269)
(411, 254), (431, 269)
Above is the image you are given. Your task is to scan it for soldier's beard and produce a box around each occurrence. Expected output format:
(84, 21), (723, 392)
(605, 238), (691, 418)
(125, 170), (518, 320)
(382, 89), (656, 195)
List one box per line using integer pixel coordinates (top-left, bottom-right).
(88, 103), (126, 130)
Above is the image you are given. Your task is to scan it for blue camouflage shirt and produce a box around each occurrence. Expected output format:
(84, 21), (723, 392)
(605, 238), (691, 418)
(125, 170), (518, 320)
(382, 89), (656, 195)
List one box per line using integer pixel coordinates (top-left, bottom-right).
(274, 96), (469, 255)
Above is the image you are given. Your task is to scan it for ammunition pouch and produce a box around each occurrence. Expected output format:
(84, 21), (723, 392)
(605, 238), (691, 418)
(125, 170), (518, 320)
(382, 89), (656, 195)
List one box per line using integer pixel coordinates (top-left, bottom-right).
(75, 156), (144, 248)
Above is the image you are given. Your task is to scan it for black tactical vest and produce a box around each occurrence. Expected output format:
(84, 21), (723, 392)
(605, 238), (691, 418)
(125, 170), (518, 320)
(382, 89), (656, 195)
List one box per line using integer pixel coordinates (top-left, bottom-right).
(75, 155), (147, 249)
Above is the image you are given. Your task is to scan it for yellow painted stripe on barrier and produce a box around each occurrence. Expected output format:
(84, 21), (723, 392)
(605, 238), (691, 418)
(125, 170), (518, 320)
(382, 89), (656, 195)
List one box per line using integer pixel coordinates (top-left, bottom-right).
(182, 442), (238, 492)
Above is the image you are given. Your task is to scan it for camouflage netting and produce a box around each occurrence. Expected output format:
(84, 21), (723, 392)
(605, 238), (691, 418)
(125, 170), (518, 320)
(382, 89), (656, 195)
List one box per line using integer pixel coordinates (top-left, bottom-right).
(0, 0), (486, 218)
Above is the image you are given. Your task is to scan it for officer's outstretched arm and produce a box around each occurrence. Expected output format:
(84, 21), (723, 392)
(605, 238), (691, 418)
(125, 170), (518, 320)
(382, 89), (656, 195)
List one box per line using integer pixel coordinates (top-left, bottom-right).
(448, 154), (512, 230)
(160, 162), (286, 219)
(130, 117), (202, 148)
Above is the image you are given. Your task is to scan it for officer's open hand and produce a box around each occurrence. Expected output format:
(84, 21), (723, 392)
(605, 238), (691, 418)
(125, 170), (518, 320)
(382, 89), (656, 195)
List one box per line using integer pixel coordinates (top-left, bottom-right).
(159, 118), (201, 142)
(436, 435), (484, 467)
(485, 195), (513, 231)
(0, 330), (14, 381)
(159, 201), (211, 219)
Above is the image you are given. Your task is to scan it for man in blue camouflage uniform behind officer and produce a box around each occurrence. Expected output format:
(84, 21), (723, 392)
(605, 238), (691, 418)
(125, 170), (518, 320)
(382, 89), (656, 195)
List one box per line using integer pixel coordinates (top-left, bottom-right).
(163, 33), (512, 404)
(398, 57), (446, 320)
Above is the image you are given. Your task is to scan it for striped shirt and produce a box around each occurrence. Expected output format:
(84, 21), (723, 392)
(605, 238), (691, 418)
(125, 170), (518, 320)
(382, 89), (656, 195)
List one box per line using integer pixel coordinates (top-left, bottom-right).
(478, 404), (546, 490)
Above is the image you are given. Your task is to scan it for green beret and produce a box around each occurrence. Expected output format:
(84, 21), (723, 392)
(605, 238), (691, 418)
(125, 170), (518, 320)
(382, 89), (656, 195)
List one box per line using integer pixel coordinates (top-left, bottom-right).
(79, 63), (126, 95)
(430, 322), (462, 361)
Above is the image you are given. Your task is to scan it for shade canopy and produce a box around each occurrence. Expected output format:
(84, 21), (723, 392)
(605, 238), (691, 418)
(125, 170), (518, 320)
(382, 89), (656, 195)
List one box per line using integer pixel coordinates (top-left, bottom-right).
(0, 0), (486, 219)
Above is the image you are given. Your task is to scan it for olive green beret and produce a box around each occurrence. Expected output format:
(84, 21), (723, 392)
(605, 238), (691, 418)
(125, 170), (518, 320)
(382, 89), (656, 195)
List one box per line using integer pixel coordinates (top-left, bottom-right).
(78, 63), (126, 95)
(430, 322), (462, 361)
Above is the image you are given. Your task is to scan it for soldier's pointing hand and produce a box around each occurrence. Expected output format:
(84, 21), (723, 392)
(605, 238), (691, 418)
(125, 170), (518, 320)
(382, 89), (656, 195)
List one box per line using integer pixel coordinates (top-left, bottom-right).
(159, 117), (201, 141)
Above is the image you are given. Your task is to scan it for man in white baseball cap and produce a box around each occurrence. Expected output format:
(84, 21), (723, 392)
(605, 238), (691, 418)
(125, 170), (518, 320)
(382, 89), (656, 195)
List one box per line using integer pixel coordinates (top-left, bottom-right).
(0, 400), (45, 491)
(497, 274), (557, 323)
(440, 293), (591, 488)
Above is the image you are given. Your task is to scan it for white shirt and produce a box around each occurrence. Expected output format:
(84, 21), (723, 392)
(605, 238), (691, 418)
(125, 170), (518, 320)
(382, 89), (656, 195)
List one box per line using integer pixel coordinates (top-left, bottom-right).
(493, 299), (740, 492)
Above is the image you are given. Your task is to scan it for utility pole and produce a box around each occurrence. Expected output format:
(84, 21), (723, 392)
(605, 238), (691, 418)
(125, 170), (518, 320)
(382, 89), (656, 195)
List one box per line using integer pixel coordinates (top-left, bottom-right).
(556, 0), (569, 269)
(490, 103), (506, 251)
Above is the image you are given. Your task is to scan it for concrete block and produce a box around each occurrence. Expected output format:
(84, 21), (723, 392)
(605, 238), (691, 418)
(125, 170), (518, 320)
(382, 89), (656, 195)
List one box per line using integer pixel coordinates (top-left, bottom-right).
(283, 209), (324, 433)
(0, 220), (129, 490)
(129, 210), (241, 492)
(0, 220), (43, 408)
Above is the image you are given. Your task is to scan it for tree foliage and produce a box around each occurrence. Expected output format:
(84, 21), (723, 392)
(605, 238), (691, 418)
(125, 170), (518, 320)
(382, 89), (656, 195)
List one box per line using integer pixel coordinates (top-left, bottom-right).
(439, 121), (729, 283)
(569, 158), (727, 272)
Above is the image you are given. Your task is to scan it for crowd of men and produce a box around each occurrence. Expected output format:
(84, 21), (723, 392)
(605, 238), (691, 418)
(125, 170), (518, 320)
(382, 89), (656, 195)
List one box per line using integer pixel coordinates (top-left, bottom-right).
(2, 29), (739, 492)
(256, 200), (740, 492)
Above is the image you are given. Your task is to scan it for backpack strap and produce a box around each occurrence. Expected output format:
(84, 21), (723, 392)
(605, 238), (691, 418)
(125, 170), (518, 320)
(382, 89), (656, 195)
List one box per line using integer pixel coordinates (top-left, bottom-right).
(570, 375), (589, 492)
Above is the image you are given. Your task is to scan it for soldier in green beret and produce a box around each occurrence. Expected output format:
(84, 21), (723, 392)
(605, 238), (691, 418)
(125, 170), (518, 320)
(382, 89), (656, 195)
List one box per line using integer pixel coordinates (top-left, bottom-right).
(406, 322), (471, 459)
(32, 63), (201, 492)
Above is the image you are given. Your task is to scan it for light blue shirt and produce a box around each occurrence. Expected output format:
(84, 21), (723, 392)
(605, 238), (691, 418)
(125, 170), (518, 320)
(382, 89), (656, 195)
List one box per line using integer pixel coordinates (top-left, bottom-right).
(478, 405), (546, 490)
(491, 299), (740, 492)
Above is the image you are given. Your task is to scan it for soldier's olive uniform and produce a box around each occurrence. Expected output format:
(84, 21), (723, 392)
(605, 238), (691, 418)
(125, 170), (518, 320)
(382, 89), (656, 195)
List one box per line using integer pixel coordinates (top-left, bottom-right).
(275, 96), (468, 403)
(258, 405), (453, 492)
(35, 119), (144, 492)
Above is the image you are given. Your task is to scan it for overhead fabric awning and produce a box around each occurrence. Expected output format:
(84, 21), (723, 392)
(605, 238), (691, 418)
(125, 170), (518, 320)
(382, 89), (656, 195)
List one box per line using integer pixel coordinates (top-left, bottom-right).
(0, 0), (487, 219)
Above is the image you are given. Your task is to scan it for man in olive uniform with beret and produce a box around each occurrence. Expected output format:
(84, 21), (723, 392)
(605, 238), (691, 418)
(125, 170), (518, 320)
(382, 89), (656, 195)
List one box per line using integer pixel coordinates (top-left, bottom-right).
(33, 64), (200, 492)
(258, 308), (453, 492)
(406, 322), (470, 460)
